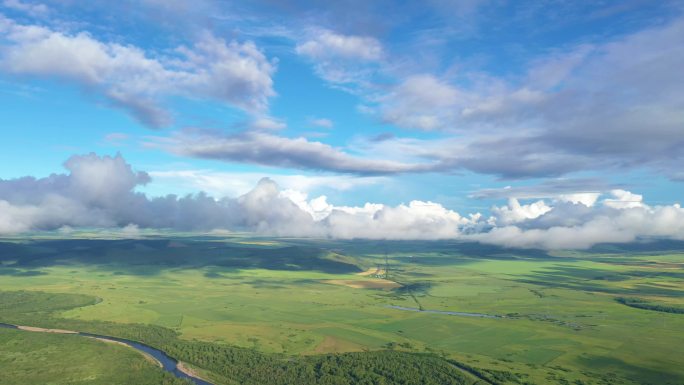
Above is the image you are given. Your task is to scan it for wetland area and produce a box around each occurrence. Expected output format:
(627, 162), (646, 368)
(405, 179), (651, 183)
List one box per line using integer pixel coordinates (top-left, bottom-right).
(1, 236), (682, 385)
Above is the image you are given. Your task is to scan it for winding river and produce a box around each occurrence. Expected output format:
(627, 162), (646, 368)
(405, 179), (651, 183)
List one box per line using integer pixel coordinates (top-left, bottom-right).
(0, 322), (213, 385)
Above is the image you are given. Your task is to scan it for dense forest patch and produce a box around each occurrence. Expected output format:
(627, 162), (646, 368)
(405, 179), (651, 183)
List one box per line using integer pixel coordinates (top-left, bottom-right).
(615, 297), (684, 314)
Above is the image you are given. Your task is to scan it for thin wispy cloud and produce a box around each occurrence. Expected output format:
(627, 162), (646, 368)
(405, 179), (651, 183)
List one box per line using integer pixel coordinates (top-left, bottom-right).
(149, 129), (442, 175)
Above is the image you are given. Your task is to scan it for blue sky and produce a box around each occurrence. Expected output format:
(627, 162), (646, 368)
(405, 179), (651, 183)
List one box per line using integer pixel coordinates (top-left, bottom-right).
(0, 0), (683, 248)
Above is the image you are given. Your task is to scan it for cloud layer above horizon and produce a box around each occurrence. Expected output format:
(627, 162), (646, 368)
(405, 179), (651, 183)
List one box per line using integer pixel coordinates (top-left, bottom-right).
(1, 154), (683, 250)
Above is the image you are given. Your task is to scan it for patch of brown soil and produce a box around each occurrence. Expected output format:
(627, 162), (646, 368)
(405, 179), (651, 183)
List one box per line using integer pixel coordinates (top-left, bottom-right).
(321, 279), (400, 289)
(313, 336), (364, 354)
(17, 326), (77, 334)
(356, 267), (386, 277)
(177, 361), (212, 382)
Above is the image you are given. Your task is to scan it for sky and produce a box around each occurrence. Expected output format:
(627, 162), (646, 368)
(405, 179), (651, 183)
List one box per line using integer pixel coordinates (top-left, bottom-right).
(0, 0), (683, 248)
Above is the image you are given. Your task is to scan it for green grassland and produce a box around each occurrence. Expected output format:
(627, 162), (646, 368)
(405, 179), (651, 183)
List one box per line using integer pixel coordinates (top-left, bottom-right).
(0, 236), (683, 385)
(0, 291), (478, 385)
(0, 327), (188, 385)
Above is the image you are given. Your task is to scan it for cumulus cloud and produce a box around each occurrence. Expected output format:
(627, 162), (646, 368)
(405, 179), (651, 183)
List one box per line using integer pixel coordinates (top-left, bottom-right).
(557, 193), (601, 207)
(280, 190), (471, 239)
(119, 223), (142, 238)
(473, 203), (684, 250)
(0, 153), (458, 238)
(0, 16), (275, 127)
(1, 153), (683, 250)
(489, 198), (552, 226)
(603, 189), (644, 209)
(0, 153), (150, 232)
(0, 153), (300, 233)
(323, 200), (469, 240)
(469, 190), (684, 249)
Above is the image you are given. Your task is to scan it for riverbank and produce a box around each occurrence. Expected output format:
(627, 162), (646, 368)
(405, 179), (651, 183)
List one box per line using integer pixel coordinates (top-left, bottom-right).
(177, 362), (213, 384)
(86, 336), (163, 367)
(17, 325), (78, 334)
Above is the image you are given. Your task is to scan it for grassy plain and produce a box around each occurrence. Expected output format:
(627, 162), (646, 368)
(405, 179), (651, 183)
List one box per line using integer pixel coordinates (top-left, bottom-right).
(0, 235), (683, 384)
(0, 327), (187, 385)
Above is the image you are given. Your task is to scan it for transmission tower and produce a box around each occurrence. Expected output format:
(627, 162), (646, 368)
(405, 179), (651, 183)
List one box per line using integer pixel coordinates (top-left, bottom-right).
(384, 249), (390, 279)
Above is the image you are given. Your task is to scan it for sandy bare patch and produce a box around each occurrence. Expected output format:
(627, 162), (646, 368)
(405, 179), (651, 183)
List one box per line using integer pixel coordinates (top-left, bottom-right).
(17, 326), (77, 334)
(322, 279), (400, 289)
(313, 336), (364, 354)
(237, 241), (280, 246)
(357, 267), (386, 277)
(177, 361), (211, 382)
(88, 336), (130, 347)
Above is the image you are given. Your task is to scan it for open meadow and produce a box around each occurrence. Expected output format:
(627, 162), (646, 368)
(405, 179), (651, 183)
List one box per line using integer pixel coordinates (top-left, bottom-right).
(0, 235), (682, 385)
(0, 327), (190, 385)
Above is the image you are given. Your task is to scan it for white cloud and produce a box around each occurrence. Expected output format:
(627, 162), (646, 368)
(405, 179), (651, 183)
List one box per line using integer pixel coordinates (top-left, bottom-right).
(152, 130), (440, 175)
(473, 203), (684, 250)
(146, 169), (386, 198)
(470, 180), (606, 206)
(0, 17), (275, 127)
(0, 153), (467, 239)
(380, 74), (463, 130)
(323, 200), (469, 240)
(603, 189), (644, 209)
(489, 198), (552, 225)
(103, 132), (130, 146)
(470, 219), (636, 250)
(120, 223), (141, 238)
(1, 153), (683, 250)
(279, 190), (333, 221)
(557, 193), (601, 207)
(309, 117), (334, 128)
(146, 170), (255, 198)
(2, 0), (48, 17)
(296, 29), (383, 61)
(251, 116), (286, 130)
(296, 29), (384, 85)
(361, 17), (684, 179)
